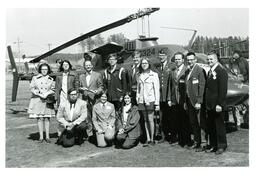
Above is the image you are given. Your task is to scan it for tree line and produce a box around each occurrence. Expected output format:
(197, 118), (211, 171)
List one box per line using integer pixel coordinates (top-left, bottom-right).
(190, 36), (249, 58)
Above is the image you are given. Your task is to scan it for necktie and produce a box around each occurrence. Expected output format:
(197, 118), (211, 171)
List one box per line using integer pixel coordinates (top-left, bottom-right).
(70, 104), (75, 121)
(161, 63), (164, 71)
(208, 70), (212, 77)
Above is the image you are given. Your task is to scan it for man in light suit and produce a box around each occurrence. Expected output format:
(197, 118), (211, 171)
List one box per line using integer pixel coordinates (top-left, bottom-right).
(171, 52), (193, 147)
(56, 88), (91, 147)
(76, 59), (104, 136)
(185, 52), (206, 151)
(205, 51), (228, 155)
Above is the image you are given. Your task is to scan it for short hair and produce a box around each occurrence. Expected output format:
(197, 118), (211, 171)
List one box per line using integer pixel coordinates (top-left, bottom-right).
(158, 49), (167, 55)
(107, 53), (118, 61)
(233, 50), (241, 56)
(83, 59), (93, 67)
(138, 57), (152, 73)
(186, 51), (196, 57)
(38, 63), (52, 74)
(67, 88), (78, 95)
(84, 53), (92, 61)
(59, 60), (73, 72)
(132, 50), (141, 57)
(56, 58), (62, 63)
(207, 50), (219, 61)
(174, 52), (185, 59)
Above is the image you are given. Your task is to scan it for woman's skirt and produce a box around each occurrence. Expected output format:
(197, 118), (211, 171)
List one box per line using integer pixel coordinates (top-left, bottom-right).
(138, 102), (155, 111)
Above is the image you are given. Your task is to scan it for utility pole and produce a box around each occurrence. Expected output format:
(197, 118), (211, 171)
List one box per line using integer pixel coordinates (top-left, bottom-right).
(13, 37), (23, 71)
(47, 43), (52, 51)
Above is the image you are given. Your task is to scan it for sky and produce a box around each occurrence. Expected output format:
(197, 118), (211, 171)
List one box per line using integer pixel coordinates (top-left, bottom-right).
(6, 8), (249, 56)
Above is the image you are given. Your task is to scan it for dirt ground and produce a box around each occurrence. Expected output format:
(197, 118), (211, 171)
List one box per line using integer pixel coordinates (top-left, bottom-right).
(5, 74), (249, 167)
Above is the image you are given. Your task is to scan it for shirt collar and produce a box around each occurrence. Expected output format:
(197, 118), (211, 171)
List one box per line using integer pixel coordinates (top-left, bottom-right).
(177, 64), (184, 72)
(211, 63), (218, 72)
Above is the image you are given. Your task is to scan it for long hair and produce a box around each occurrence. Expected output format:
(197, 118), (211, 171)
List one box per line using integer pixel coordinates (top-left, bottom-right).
(38, 63), (52, 75)
(59, 60), (73, 72)
(138, 57), (152, 74)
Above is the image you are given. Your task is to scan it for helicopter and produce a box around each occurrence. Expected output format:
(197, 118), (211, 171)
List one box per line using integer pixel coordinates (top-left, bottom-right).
(7, 8), (248, 127)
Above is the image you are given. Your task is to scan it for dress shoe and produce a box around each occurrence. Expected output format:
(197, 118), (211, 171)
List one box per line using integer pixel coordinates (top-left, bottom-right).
(142, 141), (150, 147)
(215, 148), (225, 155)
(205, 147), (217, 153)
(202, 145), (212, 151)
(45, 138), (51, 143)
(149, 141), (155, 146)
(195, 146), (204, 152)
(38, 139), (44, 143)
(157, 138), (165, 144)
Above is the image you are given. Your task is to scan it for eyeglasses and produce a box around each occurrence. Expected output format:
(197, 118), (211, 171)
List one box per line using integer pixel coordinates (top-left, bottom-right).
(69, 93), (77, 96)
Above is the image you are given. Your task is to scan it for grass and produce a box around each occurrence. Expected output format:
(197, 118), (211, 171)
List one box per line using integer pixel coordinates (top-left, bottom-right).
(5, 74), (249, 167)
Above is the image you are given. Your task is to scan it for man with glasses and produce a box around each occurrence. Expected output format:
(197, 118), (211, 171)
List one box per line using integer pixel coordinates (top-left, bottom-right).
(56, 88), (91, 147)
(185, 52), (206, 152)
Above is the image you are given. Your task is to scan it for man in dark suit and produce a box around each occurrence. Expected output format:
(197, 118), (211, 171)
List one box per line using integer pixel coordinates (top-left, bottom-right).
(171, 52), (193, 147)
(205, 51), (228, 155)
(156, 50), (174, 143)
(126, 51), (141, 104)
(76, 59), (104, 136)
(103, 53), (128, 111)
(185, 52), (206, 151)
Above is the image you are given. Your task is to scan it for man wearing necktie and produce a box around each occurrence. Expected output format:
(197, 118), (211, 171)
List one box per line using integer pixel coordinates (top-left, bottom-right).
(171, 52), (193, 148)
(156, 50), (174, 143)
(56, 88), (91, 147)
(205, 51), (228, 155)
(126, 51), (141, 105)
(185, 52), (206, 152)
(76, 59), (104, 137)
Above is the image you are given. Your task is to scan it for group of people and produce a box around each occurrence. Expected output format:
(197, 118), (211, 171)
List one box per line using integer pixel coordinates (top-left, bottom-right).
(27, 49), (245, 155)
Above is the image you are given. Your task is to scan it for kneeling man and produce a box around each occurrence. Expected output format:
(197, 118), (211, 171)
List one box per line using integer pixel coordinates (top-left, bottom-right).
(56, 88), (91, 147)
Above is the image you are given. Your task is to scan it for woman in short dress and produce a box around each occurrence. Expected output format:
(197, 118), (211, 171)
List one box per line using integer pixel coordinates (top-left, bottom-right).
(136, 57), (160, 146)
(28, 63), (55, 143)
(116, 92), (141, 149)
(92, 92), (116, 147)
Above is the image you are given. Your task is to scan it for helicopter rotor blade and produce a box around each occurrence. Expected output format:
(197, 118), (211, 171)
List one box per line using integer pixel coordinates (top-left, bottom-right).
(7, 46), (20, 102)
(30, 8), (160, 63)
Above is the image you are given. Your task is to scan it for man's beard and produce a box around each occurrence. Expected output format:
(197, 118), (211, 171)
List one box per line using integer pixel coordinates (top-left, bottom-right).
(69, 98), (77, 104)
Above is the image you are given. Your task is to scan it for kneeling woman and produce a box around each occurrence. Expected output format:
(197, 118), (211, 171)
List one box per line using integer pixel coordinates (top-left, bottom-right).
(116, 92), (141, 149)
(92, 92), (116, 147)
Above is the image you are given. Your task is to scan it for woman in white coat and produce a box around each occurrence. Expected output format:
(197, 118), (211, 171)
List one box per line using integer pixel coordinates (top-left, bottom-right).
(27, 63), (55, 143)
(136, 58), (160, 146)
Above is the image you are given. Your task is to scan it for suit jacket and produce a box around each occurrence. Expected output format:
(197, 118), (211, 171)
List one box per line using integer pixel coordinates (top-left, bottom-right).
(77, 71), (103, 102)
(103, 65), (128, 101)
(155, 61), (174, 102)
(127, 64), (140, 93)
(92, 101), (116, 132)
(56, 98), (88, 127)
(171, 64), (188, 105)
(185, 64), (206, 107)
(205, 64), (228, 110)
(136, 70), (160, 105)
(55, 71), (77, 106)
(116, 105), (141, 139)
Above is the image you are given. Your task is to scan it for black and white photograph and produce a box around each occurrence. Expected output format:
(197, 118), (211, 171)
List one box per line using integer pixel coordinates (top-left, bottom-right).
(2, 0), (253, 169)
